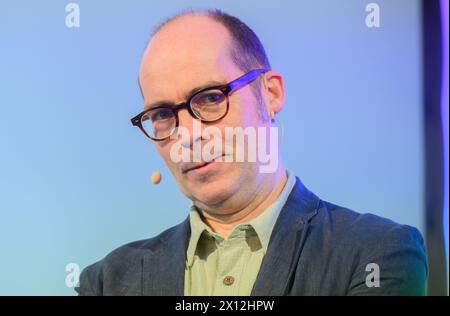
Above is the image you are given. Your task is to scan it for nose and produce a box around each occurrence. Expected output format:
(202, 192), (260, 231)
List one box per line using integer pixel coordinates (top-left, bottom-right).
(176, 108), (202, 150)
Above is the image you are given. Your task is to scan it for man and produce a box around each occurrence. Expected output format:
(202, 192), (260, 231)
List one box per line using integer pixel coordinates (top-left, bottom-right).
(76, 9), (428, 296)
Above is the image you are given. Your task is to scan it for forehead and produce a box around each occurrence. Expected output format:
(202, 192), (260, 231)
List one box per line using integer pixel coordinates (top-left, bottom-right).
(139, 15), (239, 101)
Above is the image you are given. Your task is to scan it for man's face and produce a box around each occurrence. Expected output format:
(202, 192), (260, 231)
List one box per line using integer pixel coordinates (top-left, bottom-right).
(139, 15), (271, 214)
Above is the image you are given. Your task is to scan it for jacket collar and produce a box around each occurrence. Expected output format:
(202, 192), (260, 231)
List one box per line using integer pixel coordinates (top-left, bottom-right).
(251, 176), (321, 295)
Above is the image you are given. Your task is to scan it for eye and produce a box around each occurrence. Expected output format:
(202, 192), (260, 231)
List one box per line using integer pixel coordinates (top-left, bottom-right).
(205, 92), (222, 103)
(150, 108), (174, 122)
(193, 90), (225, 105)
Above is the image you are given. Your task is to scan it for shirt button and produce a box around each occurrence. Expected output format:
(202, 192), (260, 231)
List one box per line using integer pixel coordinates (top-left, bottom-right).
(223, 275), (235, 286)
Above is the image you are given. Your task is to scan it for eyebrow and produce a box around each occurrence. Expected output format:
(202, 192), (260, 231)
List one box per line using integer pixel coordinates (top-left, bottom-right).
(143, 80), (225, 111)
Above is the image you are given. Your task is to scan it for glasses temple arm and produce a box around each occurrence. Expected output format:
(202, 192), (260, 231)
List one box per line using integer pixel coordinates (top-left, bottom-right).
(228, 68), (270, 93)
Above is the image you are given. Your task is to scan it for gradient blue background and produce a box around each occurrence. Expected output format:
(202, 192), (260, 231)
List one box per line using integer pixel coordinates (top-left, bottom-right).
(0, 0), (427, 295)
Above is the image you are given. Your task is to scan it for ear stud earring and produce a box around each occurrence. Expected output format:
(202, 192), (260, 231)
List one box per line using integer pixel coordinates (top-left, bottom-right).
(270, 111), (275, 121)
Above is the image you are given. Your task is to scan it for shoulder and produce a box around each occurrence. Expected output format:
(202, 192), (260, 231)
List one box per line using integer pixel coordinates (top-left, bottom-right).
(312, 200), (428, 295)
(289, 178), (424, 247)
(319, 200), (425, 249)
(75, 220), (188, 296)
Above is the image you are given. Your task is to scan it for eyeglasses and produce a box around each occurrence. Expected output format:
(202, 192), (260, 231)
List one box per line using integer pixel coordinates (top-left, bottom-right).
(130, 68), (270, 141)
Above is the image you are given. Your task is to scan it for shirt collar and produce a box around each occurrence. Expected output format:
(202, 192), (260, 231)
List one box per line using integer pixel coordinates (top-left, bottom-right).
(186, 170), (297, 267)
(186, 207), (211, 267)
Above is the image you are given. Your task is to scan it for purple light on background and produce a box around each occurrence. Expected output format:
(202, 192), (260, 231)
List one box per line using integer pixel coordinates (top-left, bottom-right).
(440, 0), (449, 292)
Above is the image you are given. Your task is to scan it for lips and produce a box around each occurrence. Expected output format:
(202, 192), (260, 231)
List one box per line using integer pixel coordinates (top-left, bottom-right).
(181, 161), (210, 174)
(181, 154), (226, 174)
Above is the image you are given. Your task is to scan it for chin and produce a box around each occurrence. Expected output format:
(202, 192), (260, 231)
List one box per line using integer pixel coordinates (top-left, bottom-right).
(189, 173), (238, 208)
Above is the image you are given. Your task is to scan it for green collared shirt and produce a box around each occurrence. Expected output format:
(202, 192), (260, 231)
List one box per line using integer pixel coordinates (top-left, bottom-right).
(184, 170), (297, 296)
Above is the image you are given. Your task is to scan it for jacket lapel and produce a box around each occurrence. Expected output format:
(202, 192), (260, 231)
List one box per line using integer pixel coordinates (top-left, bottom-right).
(142, 217), (191, 296)
(251, 177), (321, 296)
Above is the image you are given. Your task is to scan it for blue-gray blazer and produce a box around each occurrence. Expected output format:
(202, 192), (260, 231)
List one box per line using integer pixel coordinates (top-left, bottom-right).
(76, 177), (428, 295)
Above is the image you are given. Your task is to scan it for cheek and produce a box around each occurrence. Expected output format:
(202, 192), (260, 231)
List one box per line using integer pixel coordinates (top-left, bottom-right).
(226, 92), (260, 127)
(155, 142), (175, 167)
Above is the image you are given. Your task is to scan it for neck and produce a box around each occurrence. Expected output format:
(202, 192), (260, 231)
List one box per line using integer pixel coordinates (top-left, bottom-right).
(200, 167), (288, 238)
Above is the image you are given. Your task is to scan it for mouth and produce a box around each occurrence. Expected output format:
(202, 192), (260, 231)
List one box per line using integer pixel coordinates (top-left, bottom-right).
(182, 161), (210, 174)
(181, 154), (226, 174)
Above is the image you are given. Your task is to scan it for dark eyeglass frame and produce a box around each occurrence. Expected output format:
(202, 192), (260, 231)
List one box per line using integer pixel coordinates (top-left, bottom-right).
(130, 68), (270, 141)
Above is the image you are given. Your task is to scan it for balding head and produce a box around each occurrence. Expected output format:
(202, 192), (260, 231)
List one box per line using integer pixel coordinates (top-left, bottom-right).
(139, 13), (235, 100)
(151, 10), (271, 73)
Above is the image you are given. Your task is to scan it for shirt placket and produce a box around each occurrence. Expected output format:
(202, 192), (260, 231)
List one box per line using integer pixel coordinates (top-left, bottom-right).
(212, 228), (246, 295)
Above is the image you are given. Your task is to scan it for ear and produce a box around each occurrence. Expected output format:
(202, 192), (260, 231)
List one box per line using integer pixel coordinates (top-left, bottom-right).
(261, 70), (286, 118)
